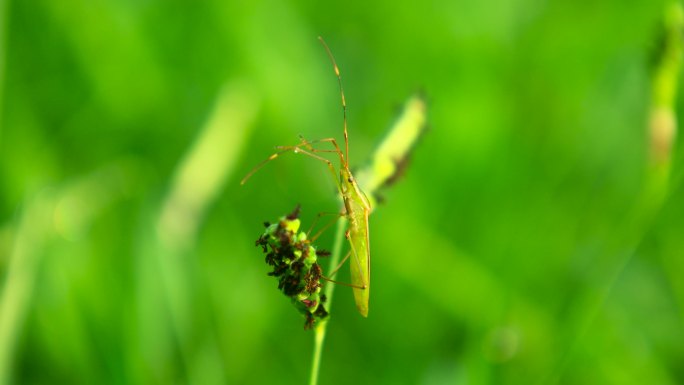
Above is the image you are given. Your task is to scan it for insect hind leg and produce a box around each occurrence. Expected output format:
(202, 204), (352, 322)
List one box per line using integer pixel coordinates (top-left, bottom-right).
(321, 274), (366, 290)
(327, 250), (351, 277)
(321, 249), (366, 291)
(307, 211), (344, 242)
(317, 229), (370, 291)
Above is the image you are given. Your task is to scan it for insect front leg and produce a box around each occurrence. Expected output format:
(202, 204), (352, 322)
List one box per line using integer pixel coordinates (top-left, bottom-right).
(257, 144), (342, 191)
(297, 137), (346, 164)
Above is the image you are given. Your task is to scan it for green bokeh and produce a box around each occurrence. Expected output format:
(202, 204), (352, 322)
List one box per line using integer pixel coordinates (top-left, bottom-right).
(1, 0), (683, 384)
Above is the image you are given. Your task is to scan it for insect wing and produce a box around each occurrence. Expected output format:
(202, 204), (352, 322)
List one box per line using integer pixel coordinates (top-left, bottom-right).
(343, 176), (372, 317)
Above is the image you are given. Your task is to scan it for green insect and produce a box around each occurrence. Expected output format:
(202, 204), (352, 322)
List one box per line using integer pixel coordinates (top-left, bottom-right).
(242, 37), (373, 317)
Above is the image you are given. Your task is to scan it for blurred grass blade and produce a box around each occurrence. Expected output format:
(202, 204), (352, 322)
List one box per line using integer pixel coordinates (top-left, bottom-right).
(158, 82), (259, 248)
(152, 82), (259, 384)
(356, 94), (428, 209)
(0, 162), (137, 385)
(0, 193), (53, 385)
(547, 4), (684, 382)
(649, 0), (684, 350)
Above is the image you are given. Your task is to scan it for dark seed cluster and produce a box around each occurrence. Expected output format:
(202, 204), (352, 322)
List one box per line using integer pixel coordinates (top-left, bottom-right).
(256, 206), (329, 329)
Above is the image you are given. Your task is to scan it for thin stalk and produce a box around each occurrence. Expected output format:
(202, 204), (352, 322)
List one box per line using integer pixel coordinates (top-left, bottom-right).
(309, 217), (347, 385)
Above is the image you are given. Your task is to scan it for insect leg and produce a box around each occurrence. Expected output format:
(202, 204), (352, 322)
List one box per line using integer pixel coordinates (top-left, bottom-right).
(298, 137), (345, 161)
(307, 211), (345, 241)
(321, 249), (366, 289)
(274, 145), (342, 191)
(298, 137), (342, 151)
(289, 136), (347, 171)
(321, 275), (366, 290)
(327, 250), (352, 276)
(240, 148), (291, 185)
(241, 144), (341, 192)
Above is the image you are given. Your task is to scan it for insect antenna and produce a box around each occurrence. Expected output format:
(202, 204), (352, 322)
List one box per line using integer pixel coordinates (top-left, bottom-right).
(318, 36), (349, 166)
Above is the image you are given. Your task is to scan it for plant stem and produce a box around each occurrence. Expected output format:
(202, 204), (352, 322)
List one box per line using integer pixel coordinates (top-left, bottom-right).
(309, 217), (347, 385)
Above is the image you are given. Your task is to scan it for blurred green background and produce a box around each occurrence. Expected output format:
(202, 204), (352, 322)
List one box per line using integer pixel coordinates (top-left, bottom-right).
(2, 0), (684, 384)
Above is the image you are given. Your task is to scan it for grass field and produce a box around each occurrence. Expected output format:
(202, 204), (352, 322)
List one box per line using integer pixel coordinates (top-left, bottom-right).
(1, 1), (684, 384)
